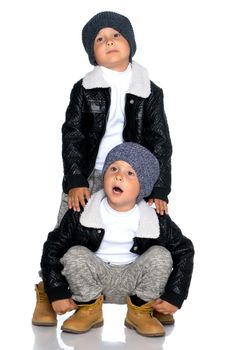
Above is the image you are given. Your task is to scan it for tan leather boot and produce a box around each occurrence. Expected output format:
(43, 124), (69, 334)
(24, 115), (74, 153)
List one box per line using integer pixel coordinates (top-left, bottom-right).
(32, 282), (57, 326)
(61, 295), (104, 333)
(153, 311), (175, 325)
(124, 297), (165, 337)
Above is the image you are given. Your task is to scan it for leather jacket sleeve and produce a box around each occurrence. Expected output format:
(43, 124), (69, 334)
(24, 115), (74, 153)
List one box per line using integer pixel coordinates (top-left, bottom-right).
(143, 84), (172, 202)
(62, 80), (90, 192)
(158, 215), (194, 308)
(40, 210), (80, 302)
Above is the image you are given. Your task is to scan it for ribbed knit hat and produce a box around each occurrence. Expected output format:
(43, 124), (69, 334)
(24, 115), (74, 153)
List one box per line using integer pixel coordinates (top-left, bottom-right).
(102, 142), (160, 202)
(82, 11), (137, 65)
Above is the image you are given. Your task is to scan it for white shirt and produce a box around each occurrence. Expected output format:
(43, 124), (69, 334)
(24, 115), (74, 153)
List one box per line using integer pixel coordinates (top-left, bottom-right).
(94, 64), (132, 171)
(96, 197), (140, 265)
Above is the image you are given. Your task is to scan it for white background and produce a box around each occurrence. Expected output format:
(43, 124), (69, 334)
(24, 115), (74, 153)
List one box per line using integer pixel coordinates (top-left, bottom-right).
(0, 0), (233, 349)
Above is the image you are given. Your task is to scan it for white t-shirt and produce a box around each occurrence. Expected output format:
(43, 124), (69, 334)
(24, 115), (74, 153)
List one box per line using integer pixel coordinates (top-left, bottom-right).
(96, 197), (140, 265)
(94, 64), (132, 171)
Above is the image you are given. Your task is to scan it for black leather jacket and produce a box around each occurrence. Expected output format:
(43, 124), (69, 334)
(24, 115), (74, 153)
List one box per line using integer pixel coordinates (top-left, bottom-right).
(41, 191), (194, 308)
(62, 62), (172, 201)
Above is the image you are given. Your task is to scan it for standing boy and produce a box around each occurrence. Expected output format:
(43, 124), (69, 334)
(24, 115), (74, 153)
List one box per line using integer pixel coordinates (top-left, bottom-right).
(59, 11), (172, 224)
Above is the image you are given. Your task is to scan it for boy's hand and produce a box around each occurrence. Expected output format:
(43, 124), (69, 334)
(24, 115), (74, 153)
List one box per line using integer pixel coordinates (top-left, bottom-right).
(148, 198), (168, 215)
(51, 298), (78, 315)
(151, 298), (178, 315)
(68, 187), (91, 212)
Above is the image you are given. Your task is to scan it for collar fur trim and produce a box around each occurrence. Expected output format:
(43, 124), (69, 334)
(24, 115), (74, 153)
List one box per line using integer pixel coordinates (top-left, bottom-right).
(82, 61), (151, 98)
(80, 190), (160, 239)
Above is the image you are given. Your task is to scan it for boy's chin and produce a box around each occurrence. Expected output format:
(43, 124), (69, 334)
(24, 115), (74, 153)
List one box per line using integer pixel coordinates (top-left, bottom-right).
(107, 198), (136, 212)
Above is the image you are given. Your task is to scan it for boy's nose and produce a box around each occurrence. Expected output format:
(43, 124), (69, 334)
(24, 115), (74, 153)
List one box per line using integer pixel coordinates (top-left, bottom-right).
(115, 173), (123, 180)
(107, 40), (114, 46)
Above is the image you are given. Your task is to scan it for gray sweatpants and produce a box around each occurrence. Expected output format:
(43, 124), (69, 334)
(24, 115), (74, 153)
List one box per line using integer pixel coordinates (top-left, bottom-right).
(56, 169), (102, 226)
(60, 245), (173, 304)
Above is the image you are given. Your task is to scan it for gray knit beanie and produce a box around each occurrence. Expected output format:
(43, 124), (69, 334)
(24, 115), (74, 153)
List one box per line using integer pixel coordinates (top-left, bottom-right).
(82, 11), (137, 65)
(102, 142), (160, 202)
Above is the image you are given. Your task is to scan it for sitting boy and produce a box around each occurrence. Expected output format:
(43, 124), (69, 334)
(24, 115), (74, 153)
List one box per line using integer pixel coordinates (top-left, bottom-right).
(32, 142), (194, 337)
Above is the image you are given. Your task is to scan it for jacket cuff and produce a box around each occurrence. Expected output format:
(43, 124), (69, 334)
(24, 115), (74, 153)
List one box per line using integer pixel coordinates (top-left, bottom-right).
(46, 286), (72, 303)
(146, 187), (169, 203)
(63, 175), (89, 193)
(160, 291), (184, 309)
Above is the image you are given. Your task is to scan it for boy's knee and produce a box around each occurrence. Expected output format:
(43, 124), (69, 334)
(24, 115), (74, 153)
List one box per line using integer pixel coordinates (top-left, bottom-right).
(147, 245), (173, 267)
(67, 245), (90, 255)
(61, 245), (91, 264)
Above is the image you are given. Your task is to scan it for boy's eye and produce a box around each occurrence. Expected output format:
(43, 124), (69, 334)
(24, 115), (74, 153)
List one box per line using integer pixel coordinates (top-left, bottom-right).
(96, 37), (104, 43)
(113, 33), (121, 38)
(128, 171), (135, 176)
(110, 166), (118, 172)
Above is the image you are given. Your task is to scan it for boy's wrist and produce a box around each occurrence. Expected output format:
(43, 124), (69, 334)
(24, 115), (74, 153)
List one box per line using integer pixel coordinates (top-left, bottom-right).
(63, 174), (89, 193)
(46, 285), (72, 303)
(160, 291), (184, 309)
(149, 187), (169, 203)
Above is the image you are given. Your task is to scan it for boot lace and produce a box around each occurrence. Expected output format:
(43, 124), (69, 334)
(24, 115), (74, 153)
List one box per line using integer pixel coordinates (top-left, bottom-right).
(38, 290), (49, 302)
(133, 304), (154, 317)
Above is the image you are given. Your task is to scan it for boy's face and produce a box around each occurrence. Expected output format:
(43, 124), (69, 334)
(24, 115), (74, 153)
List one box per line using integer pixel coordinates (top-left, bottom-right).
(104, 160), (140, 211)
(93, 27), (130, 71)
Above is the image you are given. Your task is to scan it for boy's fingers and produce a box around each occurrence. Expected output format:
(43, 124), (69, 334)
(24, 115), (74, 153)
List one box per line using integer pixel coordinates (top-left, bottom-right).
(156, 205), (164, 215)
(153, 298), (162, 305)
(68, 196), (72, 209)
(79, 196), (86, 210)
(155, 199), (168, 215)
(73, 198), (80, 212)
(147, 199), (153, 206)
(84, 190), (91, 200)
(156, 207), (162, 215)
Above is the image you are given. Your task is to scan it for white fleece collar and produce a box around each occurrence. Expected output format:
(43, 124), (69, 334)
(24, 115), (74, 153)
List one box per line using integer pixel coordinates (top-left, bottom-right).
(82, 61), (151, 98)
(80, 190), (160, 239)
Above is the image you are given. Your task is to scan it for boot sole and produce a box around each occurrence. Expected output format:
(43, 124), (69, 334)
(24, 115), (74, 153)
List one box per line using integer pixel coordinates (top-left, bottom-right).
(124, 319), (165, 337)
(154, 313), (175, 325)
(159, 320), (175, 325)
(61, 320), (104, 334)
(32, 321), (57, 327)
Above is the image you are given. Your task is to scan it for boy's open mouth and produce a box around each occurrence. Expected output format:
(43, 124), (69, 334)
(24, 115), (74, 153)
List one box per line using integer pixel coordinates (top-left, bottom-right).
(113, 186), (123, 193)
